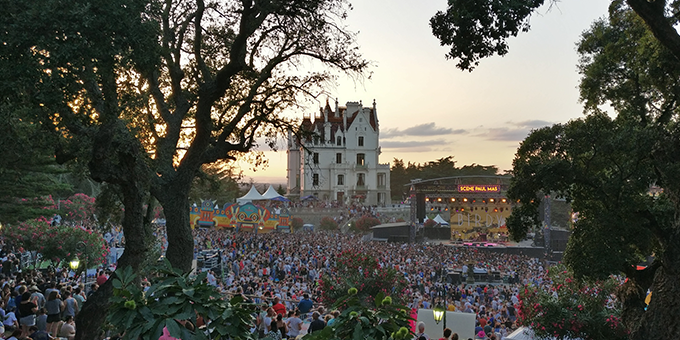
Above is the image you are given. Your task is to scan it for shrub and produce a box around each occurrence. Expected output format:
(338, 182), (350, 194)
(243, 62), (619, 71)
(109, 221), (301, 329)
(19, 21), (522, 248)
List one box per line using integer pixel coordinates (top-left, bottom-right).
(351, 215), (380, 232)
(291, 217), (303, 231)
(319, 251), (409, 307)
(319, 216), (338, 230)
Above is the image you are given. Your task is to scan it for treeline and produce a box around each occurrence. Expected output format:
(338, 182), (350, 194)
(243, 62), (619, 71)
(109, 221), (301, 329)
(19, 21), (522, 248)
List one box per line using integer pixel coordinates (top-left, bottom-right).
(390, 156), (507, 202)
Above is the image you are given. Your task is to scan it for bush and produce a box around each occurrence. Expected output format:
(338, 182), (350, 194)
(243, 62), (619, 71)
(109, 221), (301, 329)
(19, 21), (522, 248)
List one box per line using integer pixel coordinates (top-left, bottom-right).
(291, 217), (303, 231)
(319, 251), (409, 307)
(108, 261), (255, 340)
(351, 215), (380, 232)
(517, 264), (626, 340)
(4, 219), (109, 267)
(319, 216), (338, 230)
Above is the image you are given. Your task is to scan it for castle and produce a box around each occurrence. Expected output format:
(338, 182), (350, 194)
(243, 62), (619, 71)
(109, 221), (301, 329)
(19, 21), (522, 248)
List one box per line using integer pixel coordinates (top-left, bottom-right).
(286, 99), (391, 205)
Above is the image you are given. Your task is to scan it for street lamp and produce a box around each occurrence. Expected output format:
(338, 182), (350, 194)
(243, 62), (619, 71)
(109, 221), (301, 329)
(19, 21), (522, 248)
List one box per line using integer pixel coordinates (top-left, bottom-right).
(433, 303), (446, 334)
(69, 256), (80, 271)
(70, 241), (87, 278)
(433, 304), (445, 324)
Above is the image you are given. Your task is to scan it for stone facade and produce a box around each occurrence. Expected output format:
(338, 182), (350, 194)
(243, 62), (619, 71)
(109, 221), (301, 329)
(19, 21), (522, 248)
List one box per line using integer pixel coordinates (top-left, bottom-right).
(286, 99), (391, 205)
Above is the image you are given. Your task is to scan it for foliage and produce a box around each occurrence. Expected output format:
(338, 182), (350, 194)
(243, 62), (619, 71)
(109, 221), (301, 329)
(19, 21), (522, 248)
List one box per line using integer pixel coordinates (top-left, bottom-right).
(517, 265), (626, 340)
(390, 157), (502, 202)
(351, 216), (381, 232)
(304, 290), (413, 340)
(108, 260), (256, 340)
(61, 193), (96, 224)
(429, 0), (680, 72)
(430, 0), (544, 70)
(3, 219), (109, 267)
(291, 217), (304, 232)
(319, 216), (338, 231)
(506, 5), (680, 339)
(318, 251), (409, 307)
(0, 113), (71, 224)
(189, 162), (243, 206)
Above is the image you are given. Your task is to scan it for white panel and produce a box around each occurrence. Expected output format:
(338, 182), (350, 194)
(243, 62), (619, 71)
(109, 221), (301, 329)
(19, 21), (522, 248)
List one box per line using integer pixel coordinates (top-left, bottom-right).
(416, 309), (476, 340)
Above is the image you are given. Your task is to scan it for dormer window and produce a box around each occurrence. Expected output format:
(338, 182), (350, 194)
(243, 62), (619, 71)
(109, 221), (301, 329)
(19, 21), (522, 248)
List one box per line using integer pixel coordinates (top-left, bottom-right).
(358, 136), (364, 147)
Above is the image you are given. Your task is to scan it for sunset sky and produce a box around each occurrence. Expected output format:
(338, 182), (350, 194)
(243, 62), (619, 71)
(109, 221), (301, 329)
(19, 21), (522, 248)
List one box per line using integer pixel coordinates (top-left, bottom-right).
(238, 0), (612, 185)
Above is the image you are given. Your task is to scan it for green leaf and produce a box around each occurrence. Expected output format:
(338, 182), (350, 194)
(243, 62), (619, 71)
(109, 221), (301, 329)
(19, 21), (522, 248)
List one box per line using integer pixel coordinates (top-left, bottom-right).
(165, 318), (183, 338)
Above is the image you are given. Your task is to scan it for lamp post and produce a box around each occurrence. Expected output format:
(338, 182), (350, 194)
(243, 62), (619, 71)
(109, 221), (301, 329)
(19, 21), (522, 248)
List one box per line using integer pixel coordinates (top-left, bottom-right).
(433, 303), (446, 333)
(70, 241), (87, 279)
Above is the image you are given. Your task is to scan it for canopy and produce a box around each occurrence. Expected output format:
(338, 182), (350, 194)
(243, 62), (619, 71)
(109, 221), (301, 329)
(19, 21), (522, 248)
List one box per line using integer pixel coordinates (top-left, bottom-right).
(262, 185), (283, 199)
(237, 185), (264, 204)
(271, 196), (291, 202)
(301, 195), (317, 201)
(506, 326), (583, 340)
(433, 214), (450, 226)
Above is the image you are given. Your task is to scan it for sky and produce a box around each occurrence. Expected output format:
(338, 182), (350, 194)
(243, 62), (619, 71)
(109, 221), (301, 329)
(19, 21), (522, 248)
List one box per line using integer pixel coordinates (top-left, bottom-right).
(238, 0), (612, 185)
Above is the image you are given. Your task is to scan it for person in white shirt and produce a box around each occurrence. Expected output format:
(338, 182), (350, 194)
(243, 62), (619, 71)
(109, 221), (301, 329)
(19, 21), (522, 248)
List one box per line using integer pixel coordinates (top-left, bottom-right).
(286, 310), (303, 339)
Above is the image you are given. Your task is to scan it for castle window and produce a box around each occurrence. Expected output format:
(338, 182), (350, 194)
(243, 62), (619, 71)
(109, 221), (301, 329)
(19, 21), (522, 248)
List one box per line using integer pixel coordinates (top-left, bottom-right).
(358, 136), (364, 147)
(337, 174), (344, 185)
(337, 136), (342, 145)
(313, 174), (319, 186)
(336, 153), (342, 164)
(357, 173), (365, 186)
(313, 152), (319, 164)
(356, 153), (365, 166)
(377, 173), (386, 187)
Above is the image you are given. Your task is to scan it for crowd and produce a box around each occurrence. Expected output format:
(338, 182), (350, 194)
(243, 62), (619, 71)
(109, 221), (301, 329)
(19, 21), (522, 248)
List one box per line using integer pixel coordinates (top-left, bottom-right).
(0, 216), (550, 340)
(186, 228), (547, 340)
(0, 250), (103, 340)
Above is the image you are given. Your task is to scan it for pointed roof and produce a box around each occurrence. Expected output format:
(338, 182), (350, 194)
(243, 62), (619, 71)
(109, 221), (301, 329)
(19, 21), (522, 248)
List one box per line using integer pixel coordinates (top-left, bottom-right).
(262, 185), (283, 199)
(434, 214), (450, 225)
(237, 185), (264, 204)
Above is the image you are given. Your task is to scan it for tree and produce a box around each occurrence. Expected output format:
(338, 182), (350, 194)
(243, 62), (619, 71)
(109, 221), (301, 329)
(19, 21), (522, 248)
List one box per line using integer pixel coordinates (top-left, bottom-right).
(351, 215), (380, 232)
(430, 0), (680, 71)
(319, 216), (339, 231)
(2, 0), (366, 337)
(432, 2), (680, 339)
(0, 113), (71, 224)
(505, 5), (680, 338)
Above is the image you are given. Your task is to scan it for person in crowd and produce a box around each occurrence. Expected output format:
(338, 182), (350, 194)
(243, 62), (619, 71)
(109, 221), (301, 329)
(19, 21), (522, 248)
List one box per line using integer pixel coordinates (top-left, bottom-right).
(309, 311), (325, 333)
(57, 315), (76, 340)
(28, 325), (51, 340)
(19, 291), (38, 337)
(415, 321), (429, 340)
(46, 290), (64, 336)
(286, 310), (302, 339)
(265, 320), (282, 340)
(439, 328), (452, 340)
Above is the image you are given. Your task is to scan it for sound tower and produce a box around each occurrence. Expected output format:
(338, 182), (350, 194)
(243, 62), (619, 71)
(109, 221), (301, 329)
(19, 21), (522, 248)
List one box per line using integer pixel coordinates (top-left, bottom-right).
(416, 193), (426, 223)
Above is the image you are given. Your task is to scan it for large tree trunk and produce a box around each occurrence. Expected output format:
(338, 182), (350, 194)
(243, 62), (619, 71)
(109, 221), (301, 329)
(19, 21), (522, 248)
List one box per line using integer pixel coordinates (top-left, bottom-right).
(159, 187), (194, 273)
(74, 181), (151, 340)
(631, 232), (680, 340)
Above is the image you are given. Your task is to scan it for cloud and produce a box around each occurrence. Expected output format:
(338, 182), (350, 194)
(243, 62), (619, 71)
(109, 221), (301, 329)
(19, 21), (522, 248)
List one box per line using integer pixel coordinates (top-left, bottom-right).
(478, 120), (554, 142)
(379, 139), (450, 152)
(382, 122), (467, 138)
(512, 120), (553, 129)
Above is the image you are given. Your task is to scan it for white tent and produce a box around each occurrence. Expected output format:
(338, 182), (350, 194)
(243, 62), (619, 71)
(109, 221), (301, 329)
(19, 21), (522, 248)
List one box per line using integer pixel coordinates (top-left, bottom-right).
(236, 185), (265, 204)
(433, 214), (450, 225)
(506, 327), (535, 340)
(506, 326), (583, 340)
(261, 185), (283, 199)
